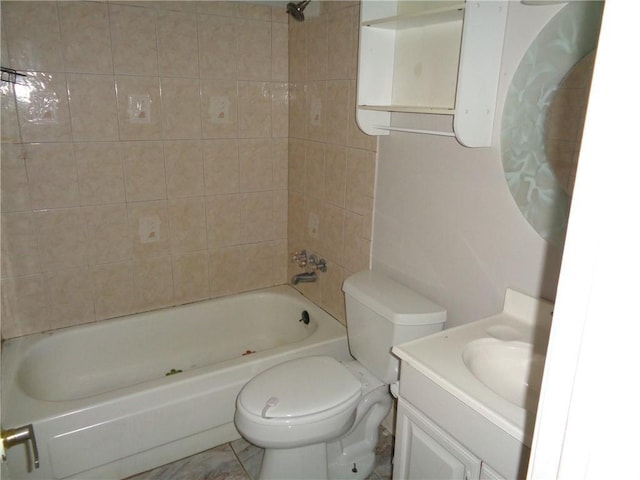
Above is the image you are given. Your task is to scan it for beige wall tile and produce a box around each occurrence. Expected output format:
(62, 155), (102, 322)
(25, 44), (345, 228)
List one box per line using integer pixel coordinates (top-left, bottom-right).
(115, 76), (163, 141)
(206, 194), (242, 248)
(239, 139), (274, 192)
(287, 5), (376, 313)
(307, 16), (328, 81)
(237, 19), (271, 80)
(306, 81), (327, 142)
(320, 261), (346, 324)
(200, 80), (238, 139)
(1, 83), (21, 144)
(173, 251), (210, 304)
(288, 22), (307, 83)
(161, 77), (202, 139)
(197, 2), (238, 18)
(109, 3), (158, 76)
(345, 147), (375, 215)
(1, 144), (31, 212)
(25, 143), (80, 209)
(343, 210), (370, 273)
(84, 204), (132, 266)
(198, 14), (238, 80)
(2, 1), (64, 72)
(75, 143), (126, 206)
(272, 22), (289, 82)
(91, 262), (135, 320)
(151, 2), (198, 14)
(288, 191), (306, 245)
(237, 3), (272, 21)
(164, 140), (205, 198)
(271, 82), (289, 138)
(322, 203), (345, 264)
(272, 5), (289, 24)
(241, 191), (274, 243)
(273, 189), (288, 240)
(156, 9), (199, 77)
(1, 275), (48, 338)
(35, 208), (88, 272)
(327, 8), (353, 80)
(203, 139), (240, 195)
(288, 82), (306, 139)
(128, 200), (171, 259)
(67, 73), (119, 142)
(305, 141), (325, 200)
(14, 72), (73, 143)
(168, 197), (207, 253)
(288, 139), (306, 193)
(58, 2), (112, 74)
(43, 267), (95, 329)
(134, 256), (174, 311)
(1, 212), (41, 278)
(326, 80), (349, 145)
(209, 245), (244, 298)
(238, 81), (272, 138)
(1, 0), (296, 338)
(122, 141), (167, 202)
(273, 138), (288, 189)
(324, 144), (347, 208)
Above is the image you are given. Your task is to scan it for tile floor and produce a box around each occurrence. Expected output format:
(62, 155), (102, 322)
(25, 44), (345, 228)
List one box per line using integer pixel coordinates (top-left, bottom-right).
(128, 426), (394, 480)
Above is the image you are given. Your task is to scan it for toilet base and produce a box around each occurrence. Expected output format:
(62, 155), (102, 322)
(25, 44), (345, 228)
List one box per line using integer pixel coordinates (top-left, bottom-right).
(259, 443), (328, 480)
(327, 385), (392, 479)
(255, 385), (392, 480)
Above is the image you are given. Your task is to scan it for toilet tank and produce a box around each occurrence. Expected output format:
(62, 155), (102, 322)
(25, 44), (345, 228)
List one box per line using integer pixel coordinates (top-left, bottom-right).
(342, 270), (446, 384)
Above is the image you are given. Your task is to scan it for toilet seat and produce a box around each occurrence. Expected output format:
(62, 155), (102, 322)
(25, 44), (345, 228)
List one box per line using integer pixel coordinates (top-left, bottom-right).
(237, 356), (362, 425)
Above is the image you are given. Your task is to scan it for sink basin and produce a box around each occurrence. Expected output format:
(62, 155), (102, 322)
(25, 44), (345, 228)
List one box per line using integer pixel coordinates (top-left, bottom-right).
(462, 339), (545, 411)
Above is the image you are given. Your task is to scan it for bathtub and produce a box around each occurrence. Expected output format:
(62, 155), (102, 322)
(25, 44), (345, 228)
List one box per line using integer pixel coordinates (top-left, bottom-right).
(1, 285), (350, 480)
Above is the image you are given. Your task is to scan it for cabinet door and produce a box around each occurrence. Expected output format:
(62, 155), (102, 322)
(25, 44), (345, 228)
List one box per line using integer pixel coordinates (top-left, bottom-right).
(394, 399), (481, 480)
(480, 463), (506, 480)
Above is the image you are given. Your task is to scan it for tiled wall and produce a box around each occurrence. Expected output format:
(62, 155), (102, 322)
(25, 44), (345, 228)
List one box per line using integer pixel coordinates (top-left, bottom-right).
(0, 1), (290, 338)
(287, 2), (377, 324)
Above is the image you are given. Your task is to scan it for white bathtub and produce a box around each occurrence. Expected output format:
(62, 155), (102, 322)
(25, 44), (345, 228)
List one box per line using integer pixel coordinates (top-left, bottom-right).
(1, 285), (350, 480)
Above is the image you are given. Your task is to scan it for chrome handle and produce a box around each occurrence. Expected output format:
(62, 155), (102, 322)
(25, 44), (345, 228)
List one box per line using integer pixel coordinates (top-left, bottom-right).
(308, 254), (327, 272)
(2, 424), (39, 469)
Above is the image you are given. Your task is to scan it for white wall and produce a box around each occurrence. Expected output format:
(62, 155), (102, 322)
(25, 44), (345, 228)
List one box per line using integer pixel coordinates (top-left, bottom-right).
(371, 3), (567, 328)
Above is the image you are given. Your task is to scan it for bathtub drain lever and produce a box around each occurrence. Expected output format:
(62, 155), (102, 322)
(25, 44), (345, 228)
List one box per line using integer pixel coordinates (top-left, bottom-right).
(1, 424), (39, 470)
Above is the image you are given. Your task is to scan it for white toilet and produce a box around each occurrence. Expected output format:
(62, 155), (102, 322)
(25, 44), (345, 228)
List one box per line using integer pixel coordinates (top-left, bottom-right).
(234, 270), (446, 480)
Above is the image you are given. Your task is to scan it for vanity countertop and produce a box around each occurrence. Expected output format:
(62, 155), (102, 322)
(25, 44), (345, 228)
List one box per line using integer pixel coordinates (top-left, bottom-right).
(392, 288), (553, 446)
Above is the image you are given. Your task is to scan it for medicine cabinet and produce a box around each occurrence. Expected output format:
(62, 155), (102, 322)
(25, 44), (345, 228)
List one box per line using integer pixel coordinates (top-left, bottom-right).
(356, 0), (508, 147)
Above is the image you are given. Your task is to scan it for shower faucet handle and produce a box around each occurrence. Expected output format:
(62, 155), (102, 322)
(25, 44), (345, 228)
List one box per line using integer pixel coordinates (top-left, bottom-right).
(308, 254), (327, 272)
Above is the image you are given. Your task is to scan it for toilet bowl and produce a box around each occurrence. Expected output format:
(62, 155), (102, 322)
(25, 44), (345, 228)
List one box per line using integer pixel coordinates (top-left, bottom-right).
(234, 270), (447, 480)
(235, 356), (363, 449)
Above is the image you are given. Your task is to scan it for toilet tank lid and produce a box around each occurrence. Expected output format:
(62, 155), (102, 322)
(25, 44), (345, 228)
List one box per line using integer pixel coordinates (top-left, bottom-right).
(343, 271), (446, 326)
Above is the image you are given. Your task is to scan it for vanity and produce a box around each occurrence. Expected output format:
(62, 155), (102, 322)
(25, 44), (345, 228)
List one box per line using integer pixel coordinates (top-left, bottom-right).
(392, 289), (553, 479)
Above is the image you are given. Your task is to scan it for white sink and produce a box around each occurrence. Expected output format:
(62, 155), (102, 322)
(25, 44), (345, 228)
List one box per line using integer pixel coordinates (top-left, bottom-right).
(392, 288), (554, 446)
(462, 338), (545, 412)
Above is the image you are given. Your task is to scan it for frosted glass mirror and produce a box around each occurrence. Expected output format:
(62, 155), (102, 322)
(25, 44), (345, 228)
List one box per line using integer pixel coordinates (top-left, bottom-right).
(501, 2), (603, 246)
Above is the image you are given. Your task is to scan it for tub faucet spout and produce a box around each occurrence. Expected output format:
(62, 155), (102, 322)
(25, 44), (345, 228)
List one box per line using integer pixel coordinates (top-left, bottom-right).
(291, 271), (317, 285)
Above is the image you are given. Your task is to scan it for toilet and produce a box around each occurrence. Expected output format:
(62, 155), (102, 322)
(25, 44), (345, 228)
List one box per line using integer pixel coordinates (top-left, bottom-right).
(234, 270), (446, 480)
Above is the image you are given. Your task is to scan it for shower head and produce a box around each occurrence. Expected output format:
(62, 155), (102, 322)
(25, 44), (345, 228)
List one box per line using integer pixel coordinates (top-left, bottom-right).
(286, 0), (310, 22)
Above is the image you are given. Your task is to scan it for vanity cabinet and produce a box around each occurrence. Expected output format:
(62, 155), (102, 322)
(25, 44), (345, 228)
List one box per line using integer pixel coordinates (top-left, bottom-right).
(392, 363), (527, 480)
(357, 0), (508, 146)
(395, 398), (482, 480)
